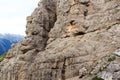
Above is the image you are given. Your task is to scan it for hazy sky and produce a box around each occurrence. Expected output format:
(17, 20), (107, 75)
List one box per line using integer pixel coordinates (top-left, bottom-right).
(0, 0), (39, 35)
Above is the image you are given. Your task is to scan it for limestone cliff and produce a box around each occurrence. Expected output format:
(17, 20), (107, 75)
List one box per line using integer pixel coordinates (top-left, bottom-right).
(0, 0), (120, 80)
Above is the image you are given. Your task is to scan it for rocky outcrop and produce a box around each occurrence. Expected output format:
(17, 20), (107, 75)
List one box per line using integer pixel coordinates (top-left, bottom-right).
(0, 0), (120, 80)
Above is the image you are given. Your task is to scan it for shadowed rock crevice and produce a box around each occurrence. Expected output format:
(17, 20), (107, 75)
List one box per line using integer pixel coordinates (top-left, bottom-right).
(0, 0), (57, 80)
(61, 58), (66, 80)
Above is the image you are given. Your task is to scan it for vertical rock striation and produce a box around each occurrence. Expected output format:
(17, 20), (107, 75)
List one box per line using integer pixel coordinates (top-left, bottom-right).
(0, 0), (120, 80)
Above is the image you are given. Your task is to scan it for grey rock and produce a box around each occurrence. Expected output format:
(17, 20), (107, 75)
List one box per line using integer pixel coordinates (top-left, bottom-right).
(79, 0), (90, 4)
(113, 49), (120, 57)
(98, 71), (113, 80)
(0, 0), (120, 80)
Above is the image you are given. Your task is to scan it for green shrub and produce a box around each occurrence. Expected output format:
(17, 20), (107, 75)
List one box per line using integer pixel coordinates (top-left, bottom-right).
(92, 76), (104, 80)
(0, 54), (6, 62)
(108, 55), (116, 62)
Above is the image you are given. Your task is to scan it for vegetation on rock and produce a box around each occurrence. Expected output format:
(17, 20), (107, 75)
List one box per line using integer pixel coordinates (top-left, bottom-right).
(108, 55), (116, 62)
(92, 76), (104, 80)
(0, 54), (6, 62)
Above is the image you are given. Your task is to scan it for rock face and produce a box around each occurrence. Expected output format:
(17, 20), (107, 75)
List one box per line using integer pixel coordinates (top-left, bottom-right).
(0, 0), (120, 80)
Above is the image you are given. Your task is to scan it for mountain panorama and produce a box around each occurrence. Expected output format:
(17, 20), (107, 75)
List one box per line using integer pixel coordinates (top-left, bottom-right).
(0, 0), (120, 80)
(0, 34), (24, 55)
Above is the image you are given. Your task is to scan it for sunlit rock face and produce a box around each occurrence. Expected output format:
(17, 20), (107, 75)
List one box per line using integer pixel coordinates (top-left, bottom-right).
(0, 0), (120, 80)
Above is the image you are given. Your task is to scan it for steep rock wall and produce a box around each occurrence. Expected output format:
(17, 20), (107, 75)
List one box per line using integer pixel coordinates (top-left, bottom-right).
(0, 0), (120, 80)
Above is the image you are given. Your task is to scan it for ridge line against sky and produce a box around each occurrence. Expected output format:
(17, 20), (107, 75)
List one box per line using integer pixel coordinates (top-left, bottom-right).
(0, 0), (39, 35)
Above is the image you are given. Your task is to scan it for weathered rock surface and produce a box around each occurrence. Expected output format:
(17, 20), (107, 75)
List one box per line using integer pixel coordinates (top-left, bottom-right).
(0, 0), (120, 80)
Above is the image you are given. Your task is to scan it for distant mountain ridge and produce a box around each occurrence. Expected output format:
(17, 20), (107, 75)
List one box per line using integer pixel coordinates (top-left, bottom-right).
(0, 33), (24, 55)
